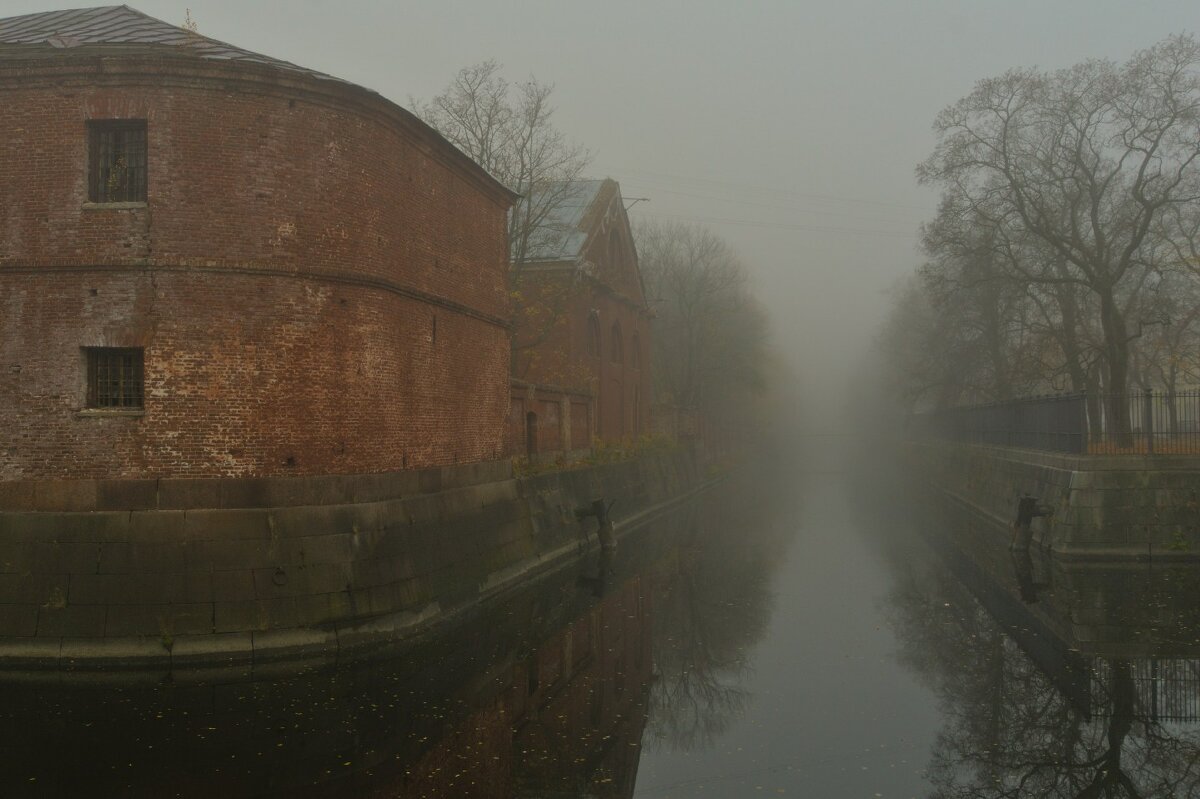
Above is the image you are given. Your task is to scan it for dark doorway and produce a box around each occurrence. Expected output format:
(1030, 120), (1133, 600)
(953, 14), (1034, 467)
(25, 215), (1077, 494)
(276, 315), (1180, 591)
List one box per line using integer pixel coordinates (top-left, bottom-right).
(526, 411), (538, 455)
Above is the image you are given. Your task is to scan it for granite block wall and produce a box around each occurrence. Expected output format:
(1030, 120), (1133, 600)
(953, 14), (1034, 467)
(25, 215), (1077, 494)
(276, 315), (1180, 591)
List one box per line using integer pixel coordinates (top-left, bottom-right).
(913, 442), (1200, 558)
(0, 450), (700, 670)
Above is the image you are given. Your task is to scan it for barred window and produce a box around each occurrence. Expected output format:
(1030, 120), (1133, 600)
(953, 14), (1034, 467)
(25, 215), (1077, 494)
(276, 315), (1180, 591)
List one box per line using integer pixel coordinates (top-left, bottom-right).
(88, 120), (147, 203)
(86, 348), (144, 409)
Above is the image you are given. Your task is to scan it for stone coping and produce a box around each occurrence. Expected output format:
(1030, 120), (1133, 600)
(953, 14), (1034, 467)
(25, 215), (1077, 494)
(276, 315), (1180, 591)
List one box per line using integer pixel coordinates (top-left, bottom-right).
(0, 460), (513, 513)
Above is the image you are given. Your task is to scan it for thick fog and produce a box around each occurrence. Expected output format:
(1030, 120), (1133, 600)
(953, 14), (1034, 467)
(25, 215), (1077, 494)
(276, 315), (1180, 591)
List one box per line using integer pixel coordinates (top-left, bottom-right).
(9, 0), (1196, 431)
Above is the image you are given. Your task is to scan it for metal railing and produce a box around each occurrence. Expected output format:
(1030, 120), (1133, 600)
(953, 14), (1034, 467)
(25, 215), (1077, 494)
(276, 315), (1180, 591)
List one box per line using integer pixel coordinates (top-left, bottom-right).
(916, 389), (1200, 455)
(1092, 658), (1200, 722)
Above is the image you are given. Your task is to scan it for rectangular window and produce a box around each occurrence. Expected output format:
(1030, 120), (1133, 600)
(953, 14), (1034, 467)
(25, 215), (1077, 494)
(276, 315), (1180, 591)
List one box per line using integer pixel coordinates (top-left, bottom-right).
(86, 348), (144, 409)
(88, 120), (147, 203)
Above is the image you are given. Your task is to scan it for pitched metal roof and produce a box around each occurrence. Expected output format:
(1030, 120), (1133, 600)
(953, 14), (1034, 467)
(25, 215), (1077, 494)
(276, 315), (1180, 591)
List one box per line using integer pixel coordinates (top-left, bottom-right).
(0, 5), (343, 82)
(523, 180), (609, 262)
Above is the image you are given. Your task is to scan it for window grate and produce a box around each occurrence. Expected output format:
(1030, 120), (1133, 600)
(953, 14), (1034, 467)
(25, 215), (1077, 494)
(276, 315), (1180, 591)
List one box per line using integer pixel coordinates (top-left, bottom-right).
(88, 121), (147, 203)
(87, 348), (144, 409)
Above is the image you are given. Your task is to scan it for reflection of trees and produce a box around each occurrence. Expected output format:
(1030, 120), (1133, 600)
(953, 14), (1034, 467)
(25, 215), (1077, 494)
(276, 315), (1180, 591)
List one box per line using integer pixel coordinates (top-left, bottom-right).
(646, 484), (793, 751)
(885, 554), (1200, 798)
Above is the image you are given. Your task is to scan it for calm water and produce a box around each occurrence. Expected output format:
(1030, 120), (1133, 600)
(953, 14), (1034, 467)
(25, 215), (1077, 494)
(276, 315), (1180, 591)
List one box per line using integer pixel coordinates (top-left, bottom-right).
(2, 464), (1199, 797)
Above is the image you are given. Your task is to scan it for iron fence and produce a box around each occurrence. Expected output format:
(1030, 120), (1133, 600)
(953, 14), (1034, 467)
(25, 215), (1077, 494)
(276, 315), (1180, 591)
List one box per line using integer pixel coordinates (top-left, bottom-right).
(915, 389), (1200, 455)
(1091, 658), (1200, 723)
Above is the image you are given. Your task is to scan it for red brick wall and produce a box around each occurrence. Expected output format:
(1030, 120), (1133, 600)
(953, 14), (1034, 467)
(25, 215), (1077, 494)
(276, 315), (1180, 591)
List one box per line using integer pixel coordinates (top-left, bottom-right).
(537, 400), (562, 452)
(579, 224), (652, 443)
(570, 402), (591, 450)
(566, 289), (651, 443)
(0, 56), (511, 479)
(513, 277), (651, 445)
(508, 383), (592, 457)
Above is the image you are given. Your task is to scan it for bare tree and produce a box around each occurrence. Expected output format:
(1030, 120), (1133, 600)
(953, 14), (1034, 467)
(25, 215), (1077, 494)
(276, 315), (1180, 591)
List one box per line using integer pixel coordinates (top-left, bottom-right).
(920, 199), (1115, 427)
(918, 35), (1200, 441)
(634, 220), (770, 425)
(875, 273), (993, 412)
(413, 60), (591, 361)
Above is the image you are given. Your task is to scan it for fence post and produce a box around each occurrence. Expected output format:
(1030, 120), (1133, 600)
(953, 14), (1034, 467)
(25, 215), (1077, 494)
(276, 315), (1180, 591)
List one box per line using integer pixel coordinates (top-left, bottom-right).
(1144, 388), (1154, 455)
(1078, 391), (1088, 454)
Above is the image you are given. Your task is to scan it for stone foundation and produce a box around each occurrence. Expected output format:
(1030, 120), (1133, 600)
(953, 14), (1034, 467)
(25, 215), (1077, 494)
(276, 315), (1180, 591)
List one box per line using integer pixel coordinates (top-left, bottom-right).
(913, 441), (1200, 559)
(0, 448), (702, 671)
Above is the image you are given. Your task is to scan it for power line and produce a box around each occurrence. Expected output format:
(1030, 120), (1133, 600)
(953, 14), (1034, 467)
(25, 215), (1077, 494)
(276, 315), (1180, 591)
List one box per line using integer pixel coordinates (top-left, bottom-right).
(618, 180), (925, 226)
(633, 209), (920, 240)
(615, 166), (932, 212)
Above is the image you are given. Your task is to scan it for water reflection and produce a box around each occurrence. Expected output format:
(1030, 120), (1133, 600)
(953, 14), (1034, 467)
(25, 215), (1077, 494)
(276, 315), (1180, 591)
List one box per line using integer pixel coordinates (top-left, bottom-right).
(6, 469), (1198, 796)
(886, 507), (1200, 798)
(0, 474), (792, 799)
(645, 479), (792, 753)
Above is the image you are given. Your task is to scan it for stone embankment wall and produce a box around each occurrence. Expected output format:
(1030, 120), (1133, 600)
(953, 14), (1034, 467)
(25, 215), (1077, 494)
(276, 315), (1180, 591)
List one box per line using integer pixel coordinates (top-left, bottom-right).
(0, 449), (701, 671)
(933, 500), (1200, 660)
(913, 442), (1200, 559)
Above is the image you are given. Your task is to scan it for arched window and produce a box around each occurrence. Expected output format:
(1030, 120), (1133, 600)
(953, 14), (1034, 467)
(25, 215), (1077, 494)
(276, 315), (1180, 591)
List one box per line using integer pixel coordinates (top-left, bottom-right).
(631, 333), (641, 370)
(586, 312), (601, 358)
(610, 321), (624, 364)
(608, 228), (623, 272)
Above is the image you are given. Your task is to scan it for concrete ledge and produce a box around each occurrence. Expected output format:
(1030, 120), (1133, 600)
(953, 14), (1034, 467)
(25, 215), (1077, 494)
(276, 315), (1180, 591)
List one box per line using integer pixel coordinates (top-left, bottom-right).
(0, 638), (62, 669)
(251, 628), (338, 664)
(170, 632), (254, 667)
(334, 602), (442, 652)
(60, 636), (170, 669)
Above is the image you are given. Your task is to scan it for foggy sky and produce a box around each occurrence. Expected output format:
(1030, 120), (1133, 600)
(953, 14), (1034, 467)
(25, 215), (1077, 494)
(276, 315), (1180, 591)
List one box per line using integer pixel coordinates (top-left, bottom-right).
(5, 0), (1197, 430)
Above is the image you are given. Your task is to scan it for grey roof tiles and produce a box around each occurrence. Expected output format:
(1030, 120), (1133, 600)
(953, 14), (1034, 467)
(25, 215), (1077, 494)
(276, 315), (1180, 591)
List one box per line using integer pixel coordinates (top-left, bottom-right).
(0, 4), (342, 82)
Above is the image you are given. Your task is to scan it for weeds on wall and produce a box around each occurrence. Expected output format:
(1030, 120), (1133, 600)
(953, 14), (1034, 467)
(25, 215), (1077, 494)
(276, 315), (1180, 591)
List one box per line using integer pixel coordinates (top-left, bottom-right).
(512, 434), (679, 477)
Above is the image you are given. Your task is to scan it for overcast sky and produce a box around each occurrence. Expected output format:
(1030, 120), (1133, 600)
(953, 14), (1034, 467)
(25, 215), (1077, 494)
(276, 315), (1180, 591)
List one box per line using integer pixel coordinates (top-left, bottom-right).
(4, 0), (1197, 429)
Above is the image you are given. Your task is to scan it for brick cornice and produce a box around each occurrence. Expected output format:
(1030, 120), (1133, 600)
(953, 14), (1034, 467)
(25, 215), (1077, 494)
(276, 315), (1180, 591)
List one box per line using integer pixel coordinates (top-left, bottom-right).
(0, 262), (511, 330)
(0, 51), (517, 208)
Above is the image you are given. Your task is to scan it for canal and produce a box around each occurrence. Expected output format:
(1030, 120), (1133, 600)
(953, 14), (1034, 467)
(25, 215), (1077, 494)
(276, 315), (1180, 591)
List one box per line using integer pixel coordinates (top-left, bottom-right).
(2, 460), (1199, 797)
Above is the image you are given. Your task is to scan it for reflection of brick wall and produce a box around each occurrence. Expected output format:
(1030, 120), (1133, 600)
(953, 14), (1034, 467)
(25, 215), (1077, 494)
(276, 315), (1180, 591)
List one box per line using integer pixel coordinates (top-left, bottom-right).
(0, 55), (511, 480)
(511, 574), (653, 797)
(401, 702), (513, 798)
(396, 573), (654, 797)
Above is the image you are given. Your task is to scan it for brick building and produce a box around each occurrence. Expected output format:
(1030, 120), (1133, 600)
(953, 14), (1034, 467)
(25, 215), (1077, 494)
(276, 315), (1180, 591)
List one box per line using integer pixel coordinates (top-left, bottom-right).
(509, 179), (653, 457)
(0, 6), (516, 481)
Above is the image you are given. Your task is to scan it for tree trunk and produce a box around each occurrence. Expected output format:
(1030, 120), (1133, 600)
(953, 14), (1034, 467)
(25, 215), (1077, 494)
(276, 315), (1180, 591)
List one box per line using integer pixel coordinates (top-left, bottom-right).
(982, 284), (1012, 401)
(1051, 281), (1101, 446)
(1099, 292), (1133, 447)
(1085, 371), (1103, 449)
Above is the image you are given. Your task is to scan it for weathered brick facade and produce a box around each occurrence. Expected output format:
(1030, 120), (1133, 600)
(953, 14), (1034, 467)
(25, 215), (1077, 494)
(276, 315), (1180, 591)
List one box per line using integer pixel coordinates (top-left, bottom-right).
(508, 380), (594, 458)
(0, 45), (514, 479)
(512, 180), (652, 454)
